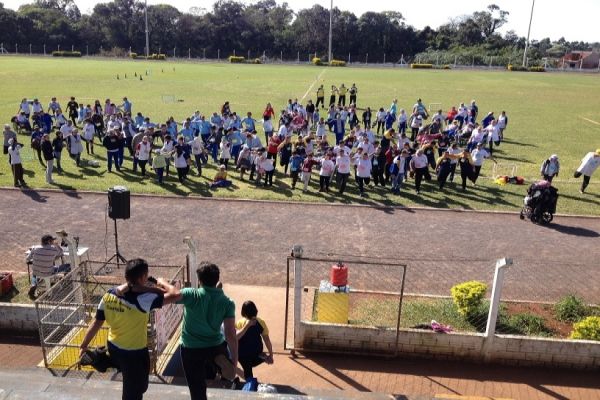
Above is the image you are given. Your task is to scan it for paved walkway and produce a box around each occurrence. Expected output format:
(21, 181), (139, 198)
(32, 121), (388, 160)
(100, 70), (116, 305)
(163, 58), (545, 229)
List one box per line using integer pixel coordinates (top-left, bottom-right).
(2, 285), (598, 399)
(1, 189), (599, 302)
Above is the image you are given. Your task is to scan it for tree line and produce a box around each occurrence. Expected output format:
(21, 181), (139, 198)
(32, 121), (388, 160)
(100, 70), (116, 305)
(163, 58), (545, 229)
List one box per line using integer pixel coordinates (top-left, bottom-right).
(0, 0), (598, 64)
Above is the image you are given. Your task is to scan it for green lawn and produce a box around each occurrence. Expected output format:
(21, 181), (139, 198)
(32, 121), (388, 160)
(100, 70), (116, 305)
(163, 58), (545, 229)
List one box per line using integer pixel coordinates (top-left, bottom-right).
(1, 56), (599, 215)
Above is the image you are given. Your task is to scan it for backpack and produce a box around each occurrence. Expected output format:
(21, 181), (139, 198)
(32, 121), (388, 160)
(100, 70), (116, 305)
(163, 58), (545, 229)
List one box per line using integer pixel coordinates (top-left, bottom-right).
(389, 162), (399, 175)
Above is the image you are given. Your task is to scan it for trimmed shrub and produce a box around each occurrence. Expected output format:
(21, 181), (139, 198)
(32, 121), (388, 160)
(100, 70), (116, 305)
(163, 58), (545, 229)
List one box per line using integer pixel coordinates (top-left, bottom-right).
(149, 53), (166, 60)
(554, 294), (588, 322)
(528, 66), (546, 72)
(410, 63), (433, 69)
(508, 64), (527, 71)
(329, 59), (346, 67)
(229, 56), (245, 63)
(312, 57), (323, 66)
(451, 281), (487, 316)
(129, 52), (137, 59)
(570, 316), (600, 341)
(250, 58), (262, 64)
(52, 51), (81, 57)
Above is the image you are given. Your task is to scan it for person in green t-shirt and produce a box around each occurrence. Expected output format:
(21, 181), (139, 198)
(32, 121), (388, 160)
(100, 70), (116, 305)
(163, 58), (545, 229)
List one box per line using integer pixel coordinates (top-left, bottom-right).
(175, 262), (237, 400)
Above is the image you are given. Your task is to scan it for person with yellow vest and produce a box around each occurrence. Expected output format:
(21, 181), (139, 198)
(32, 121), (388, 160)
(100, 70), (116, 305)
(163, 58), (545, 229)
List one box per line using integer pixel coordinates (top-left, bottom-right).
(315, 85), (325, 109)
(80, 259), (179, 400)
(338, 83), (348, 106)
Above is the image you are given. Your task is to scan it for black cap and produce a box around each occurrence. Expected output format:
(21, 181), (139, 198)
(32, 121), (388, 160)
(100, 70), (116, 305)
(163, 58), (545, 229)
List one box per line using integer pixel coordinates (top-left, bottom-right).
(41, 234), (56, 244)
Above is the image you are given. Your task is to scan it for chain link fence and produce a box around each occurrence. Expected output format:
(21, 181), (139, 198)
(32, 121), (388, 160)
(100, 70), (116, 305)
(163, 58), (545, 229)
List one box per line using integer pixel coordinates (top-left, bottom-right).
(284, 251), (600, 353)
(35, 260), (184, 376)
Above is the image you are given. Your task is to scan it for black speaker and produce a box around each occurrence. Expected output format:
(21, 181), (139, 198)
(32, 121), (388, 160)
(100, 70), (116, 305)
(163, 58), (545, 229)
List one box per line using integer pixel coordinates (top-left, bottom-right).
(108, 186), (130, 220)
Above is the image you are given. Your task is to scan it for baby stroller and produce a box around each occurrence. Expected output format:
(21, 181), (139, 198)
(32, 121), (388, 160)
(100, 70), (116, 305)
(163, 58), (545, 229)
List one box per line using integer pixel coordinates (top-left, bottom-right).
(519, 180), (558, 224)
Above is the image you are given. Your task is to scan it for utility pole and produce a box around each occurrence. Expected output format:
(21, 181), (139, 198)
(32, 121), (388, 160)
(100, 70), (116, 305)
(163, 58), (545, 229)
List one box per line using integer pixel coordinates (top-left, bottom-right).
(144, 0), (150, 57)
(522, 0), (535, 67)
(328, 0), (333, 62)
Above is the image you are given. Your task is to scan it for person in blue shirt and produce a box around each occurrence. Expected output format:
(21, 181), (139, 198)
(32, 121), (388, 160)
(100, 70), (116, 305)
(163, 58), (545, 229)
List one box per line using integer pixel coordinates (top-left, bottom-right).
(228, 129), (243, 163)
(179, 121), (195, 143)
(190, 111), (202, 134)
(332, 113), (345, 144)
(210, 112), (223, 129)
(134, 112), (145, 128)
(230, 112), (241, 131)
(481, 112), (495, 128)
(389, 99), (398, 117)
(121, 97), (132, 114)
(199, 116), (211, 146)
(242, 112), (256, 132)
(385, 112), (395, 131)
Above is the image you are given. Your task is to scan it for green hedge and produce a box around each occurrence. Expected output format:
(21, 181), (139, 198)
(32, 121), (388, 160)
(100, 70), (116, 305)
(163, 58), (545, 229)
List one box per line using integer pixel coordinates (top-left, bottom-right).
(249, 58), (262, 64)
(130, 53), (166, 60)
(312, 57), (323, 66)
(52, 51), (81, 57)
(410, 63), (433, 69)
(329, 59), (346, 67)
(229, 56), (245, 63)
(507, 64), (545, 72)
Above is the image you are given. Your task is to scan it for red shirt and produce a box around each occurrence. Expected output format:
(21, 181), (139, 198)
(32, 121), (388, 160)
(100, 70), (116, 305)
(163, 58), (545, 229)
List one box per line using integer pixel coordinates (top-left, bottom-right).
(268, 136), (281, 155)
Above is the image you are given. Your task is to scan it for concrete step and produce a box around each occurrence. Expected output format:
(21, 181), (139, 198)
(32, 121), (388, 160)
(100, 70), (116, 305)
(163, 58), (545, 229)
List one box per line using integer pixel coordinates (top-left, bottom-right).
(0, 368), (424, 400)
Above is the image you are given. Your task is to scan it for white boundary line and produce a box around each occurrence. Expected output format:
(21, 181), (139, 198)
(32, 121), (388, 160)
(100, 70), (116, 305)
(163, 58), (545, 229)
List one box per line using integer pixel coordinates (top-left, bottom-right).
(580, 117), (600, 126)
(300, 68), (327, 103)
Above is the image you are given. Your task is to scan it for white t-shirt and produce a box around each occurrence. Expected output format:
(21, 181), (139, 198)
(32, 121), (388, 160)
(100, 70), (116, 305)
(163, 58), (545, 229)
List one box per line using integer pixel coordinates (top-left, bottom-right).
(278, 125), (288, 138)
(355, 158), (372, 178)
(411, 154), (429, 169)
(8, 145), (22, 165)
(471, 148), (490, 166)
(32, 102), (43, 113)
(83, 123), (95, 141)
(319, 159), (335, 176)
(577, 152), (600, 176)
(137, 142), (152, 161)
(260, 157), (274, 172)
(336, 155), (351, 174)
(263, 119), (273, 133)
(191, 137), (204, 155)
(60, 124), (73, 140)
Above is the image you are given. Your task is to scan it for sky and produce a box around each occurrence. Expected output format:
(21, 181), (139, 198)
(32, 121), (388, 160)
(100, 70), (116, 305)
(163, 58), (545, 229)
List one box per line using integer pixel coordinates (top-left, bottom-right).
(3, 0), (600, 43)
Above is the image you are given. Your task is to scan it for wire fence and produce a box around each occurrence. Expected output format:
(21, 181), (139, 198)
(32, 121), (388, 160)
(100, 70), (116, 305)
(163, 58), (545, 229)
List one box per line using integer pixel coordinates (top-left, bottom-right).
(34, 260), (184, 375)
(284, 251), (600, 351)
(2, 43), (599, 73)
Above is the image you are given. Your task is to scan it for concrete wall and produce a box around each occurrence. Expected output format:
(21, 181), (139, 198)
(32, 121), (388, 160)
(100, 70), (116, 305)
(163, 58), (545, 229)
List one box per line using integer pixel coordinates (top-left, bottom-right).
(299, 322), (600, 369)
(0, 303), (38, 332)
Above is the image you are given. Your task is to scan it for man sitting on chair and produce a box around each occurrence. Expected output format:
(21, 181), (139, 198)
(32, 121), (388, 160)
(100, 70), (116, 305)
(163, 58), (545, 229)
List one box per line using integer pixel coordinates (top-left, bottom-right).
(26, 234), (71, 298)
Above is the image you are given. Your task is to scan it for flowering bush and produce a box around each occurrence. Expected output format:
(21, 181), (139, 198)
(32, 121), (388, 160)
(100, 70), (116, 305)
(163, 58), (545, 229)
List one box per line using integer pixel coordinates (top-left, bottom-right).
(451, 281), (488, 316)
(570, 316), (600, 341)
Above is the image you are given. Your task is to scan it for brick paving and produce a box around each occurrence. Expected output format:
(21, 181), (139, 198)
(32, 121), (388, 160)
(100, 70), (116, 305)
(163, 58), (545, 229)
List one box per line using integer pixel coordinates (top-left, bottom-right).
(0, 188), (599, 302)
(0, 189), (599, 398)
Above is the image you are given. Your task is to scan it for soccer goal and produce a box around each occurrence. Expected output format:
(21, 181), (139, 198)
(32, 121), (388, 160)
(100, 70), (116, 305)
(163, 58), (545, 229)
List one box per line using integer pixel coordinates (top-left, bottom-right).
(161, 95), (176, 103)
(492, 163), (517, 178)
(429, 102), (443, 112)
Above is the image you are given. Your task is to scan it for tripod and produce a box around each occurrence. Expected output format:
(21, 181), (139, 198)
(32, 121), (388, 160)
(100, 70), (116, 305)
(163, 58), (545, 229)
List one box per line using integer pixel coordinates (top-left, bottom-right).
(106, 218), (127, 270)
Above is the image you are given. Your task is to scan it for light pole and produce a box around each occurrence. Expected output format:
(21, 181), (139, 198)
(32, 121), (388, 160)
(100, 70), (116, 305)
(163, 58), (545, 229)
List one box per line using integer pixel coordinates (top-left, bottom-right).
(328, 0), (333, 62)
(144, 0), (150, 57)
(522, 0), (535, 67)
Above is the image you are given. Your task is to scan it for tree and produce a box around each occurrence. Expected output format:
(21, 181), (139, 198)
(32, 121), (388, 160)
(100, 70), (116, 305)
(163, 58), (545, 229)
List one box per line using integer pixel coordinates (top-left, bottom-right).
(472, 4), (509, 39)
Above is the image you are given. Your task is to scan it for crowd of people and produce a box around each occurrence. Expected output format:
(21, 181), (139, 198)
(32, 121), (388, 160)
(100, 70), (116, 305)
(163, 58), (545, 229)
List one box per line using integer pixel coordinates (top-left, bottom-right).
(4, 87), (599, 196)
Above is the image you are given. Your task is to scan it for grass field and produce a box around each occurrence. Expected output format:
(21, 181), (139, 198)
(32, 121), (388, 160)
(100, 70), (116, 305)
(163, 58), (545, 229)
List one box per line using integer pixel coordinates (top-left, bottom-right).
(1, 56), (599, 215)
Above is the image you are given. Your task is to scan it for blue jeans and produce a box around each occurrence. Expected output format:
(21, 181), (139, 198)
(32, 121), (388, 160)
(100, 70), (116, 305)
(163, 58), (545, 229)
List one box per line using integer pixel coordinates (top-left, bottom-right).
(210, 143), (218, 163)
(155, 167), (164, 183)
(107, 151), (120, 171)
(31, 264), (71, 285)
(392, 173), (404, 192)
(231, 144), (241, 162)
